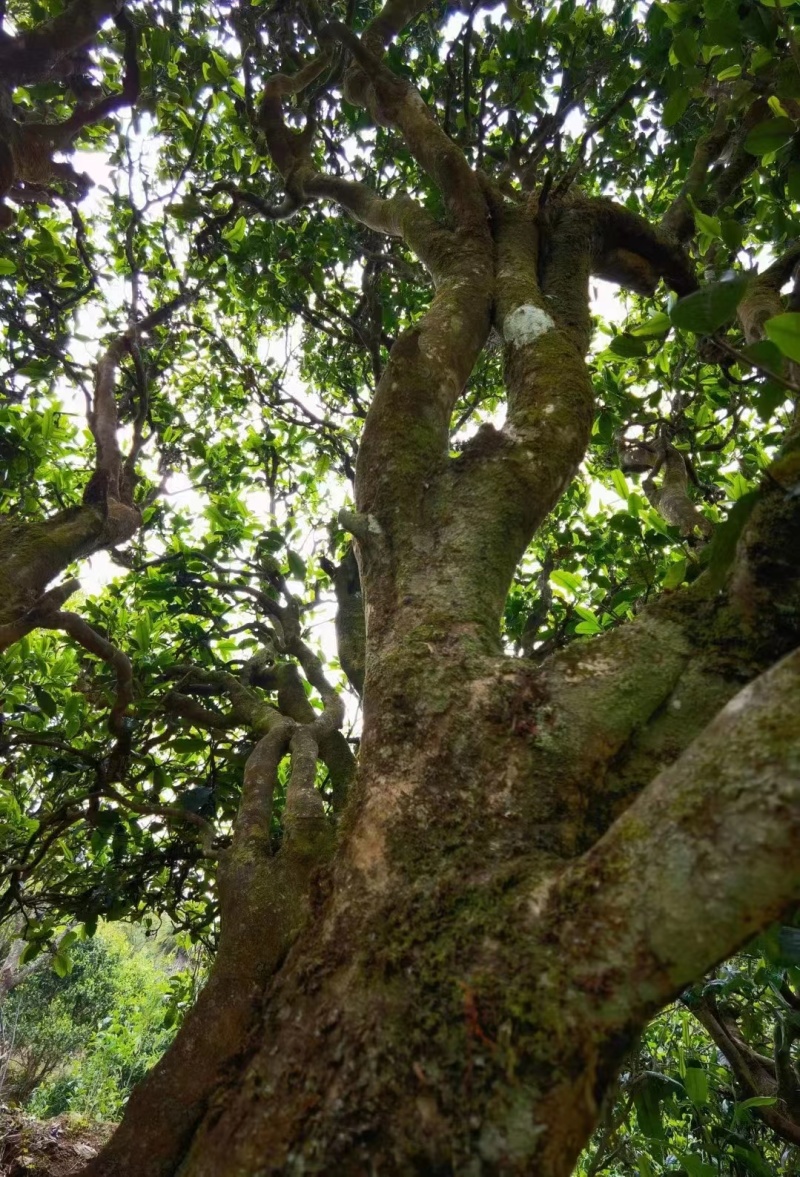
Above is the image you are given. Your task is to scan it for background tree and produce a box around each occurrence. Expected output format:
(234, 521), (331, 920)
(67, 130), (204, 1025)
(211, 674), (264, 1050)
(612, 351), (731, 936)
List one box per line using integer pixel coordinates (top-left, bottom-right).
(0, 923), (182, 1117)
(1, 0), (800, 1174)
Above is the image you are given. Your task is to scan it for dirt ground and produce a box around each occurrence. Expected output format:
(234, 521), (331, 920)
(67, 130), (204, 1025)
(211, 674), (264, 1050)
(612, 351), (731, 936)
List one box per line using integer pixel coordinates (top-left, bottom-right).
(0, 1108), (114, 1176)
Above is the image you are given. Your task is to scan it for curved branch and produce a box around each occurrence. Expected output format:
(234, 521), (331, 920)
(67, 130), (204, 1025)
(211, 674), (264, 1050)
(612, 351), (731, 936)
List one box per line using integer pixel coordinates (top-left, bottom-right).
(543, 646), (800, 1040)
(43, 610), (132, 739)
(321, 19), (488, 235)
(256, 66), (443, 272)
(275, 662), (356, 813)
(360, 0), (433, 56)
(690, 995), (800, 1147)
(0, 0), (123, 84)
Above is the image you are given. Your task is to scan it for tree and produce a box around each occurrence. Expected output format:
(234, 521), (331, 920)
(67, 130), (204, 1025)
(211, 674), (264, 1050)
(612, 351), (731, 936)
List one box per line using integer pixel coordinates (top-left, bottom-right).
(0, 0), (799, 1173)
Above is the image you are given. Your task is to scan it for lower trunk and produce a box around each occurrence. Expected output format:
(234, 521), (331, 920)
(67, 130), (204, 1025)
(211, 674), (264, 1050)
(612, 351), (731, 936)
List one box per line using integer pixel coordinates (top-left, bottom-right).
(87, 479), (800, 1176)
(86, 649), (670, 1177)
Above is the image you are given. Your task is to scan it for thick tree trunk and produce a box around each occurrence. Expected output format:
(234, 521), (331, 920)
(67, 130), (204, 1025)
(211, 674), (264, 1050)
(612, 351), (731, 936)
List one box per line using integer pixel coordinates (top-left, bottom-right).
(87, 521), (800, 1176)
(83, 196), (800, 1176)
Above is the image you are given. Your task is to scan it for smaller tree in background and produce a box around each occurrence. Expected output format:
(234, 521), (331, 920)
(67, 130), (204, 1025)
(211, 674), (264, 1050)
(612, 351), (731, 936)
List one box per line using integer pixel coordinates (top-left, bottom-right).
(0, 923), (198, 1120)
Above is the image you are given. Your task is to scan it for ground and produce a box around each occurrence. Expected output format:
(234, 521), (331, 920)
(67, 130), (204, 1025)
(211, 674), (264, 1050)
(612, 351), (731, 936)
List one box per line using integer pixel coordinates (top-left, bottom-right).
(0, 1110), (113, 1177)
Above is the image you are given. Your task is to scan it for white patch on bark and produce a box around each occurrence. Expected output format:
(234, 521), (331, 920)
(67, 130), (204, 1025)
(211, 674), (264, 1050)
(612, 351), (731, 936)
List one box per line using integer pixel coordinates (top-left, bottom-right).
(723, 680), (756, 715)
(527, 874), (557, 918)
(503, 304), (555, 348)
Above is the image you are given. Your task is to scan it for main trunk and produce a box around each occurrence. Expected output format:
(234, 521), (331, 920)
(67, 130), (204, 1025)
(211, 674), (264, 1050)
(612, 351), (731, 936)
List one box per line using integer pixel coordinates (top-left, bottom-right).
(85, 592), (697, 1177)
(126, 646), (624, 1176)
(181, 717), (603, 1177)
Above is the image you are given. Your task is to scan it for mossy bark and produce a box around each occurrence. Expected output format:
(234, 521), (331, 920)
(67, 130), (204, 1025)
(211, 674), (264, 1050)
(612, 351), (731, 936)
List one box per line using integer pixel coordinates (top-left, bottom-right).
(86, 473), (800, 1177)
(0, 501), (140, 627)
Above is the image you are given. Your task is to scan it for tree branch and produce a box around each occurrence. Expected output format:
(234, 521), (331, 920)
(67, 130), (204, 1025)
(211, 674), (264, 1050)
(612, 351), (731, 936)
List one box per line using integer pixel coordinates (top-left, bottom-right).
(544, 646), (800, 1042)
(321, 19), (488, 235)
(0, 0), (123, 83)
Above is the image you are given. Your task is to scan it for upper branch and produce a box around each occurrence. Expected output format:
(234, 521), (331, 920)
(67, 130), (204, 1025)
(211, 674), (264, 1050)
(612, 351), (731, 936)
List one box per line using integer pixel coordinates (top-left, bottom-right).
(738, 242), (800, 344)
(320, 19), (489, 235)
(83, 295), (187, 519)
(0, 0), (123, 83)
(256, 62), (442, 271)
(360, 0), (432, 55)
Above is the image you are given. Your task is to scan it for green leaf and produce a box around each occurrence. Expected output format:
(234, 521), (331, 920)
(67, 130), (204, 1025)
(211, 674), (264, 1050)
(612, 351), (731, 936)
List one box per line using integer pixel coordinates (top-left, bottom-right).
(663, 88), (690, 126)
(670, 276), (749, 333)
(20, 940), (45, 965)
(634, 1081), (665, 1138)
(742, 339), (785, 377)
(721, 219), (745, 251)
(788, 162), (800, 200)
(211, 50), (230, 78)
(738, 1094), (778, 1109)
(764, 312), (800, 361)
(688, 197), (721, 238)
(610, 468), (629, 499)
(609, 334), (649, 357)
(629, 312), (672, 338)
(287, 549), (306, 580)
(575, 619), (602, 635)
(753, 45), (776, 73)
(744, 116), (796, 155)
(550, 569), (582, 593)
(755, 380), (787, 420)
(52, 951), (72, 978)
(574, 605), (601, 627)
(150, 26), (170, 63)
(702, 490), (760, 591)
(676, 1155), (715, 1177)
(683, 1060), (709, 1104)
(33, 685), (58, 717)
(134, 611), (152, 652)
(662, 558), (687, 589)
(172, 737), (208, 754)
(223, 215), (247, 243)
(0, 258), (17, 275)
(672, 28), (698, 67)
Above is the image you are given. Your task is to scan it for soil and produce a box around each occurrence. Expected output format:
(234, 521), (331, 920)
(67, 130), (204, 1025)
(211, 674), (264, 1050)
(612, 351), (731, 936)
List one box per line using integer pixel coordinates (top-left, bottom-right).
(0, 1108), (115, 1176)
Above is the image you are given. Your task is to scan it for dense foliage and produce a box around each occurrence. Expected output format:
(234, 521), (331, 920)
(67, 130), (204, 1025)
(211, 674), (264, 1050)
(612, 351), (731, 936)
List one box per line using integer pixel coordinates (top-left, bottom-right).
(0, 0), (799, 1172)
(0, 923), (203, 1120)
